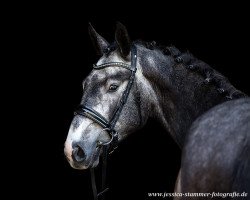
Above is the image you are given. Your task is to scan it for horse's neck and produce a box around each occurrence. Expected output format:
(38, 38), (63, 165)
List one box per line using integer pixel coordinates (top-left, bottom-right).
(137, 45), (244, 148)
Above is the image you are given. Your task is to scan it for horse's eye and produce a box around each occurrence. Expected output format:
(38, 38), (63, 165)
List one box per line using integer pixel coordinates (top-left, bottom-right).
(109, 84), (118, 92)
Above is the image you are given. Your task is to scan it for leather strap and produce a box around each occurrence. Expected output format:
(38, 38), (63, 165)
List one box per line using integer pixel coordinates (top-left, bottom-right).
(90, 169), (98, 200)
(90, 145), (109, 200)
(75, 106), (110, 128)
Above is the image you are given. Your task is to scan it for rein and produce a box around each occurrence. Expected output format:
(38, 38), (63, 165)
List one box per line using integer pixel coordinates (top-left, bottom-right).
(74, 45), (137, 200)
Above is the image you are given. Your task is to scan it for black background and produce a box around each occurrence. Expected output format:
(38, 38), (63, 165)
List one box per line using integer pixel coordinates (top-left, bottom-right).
(14, 3), (250, 200)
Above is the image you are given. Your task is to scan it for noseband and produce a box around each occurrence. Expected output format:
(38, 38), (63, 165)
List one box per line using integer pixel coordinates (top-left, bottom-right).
(74, 45), (137, 200)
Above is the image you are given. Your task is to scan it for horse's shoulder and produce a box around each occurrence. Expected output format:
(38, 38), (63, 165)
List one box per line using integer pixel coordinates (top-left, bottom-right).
(189, 97), (250, 137)
(182, 97), (250, 169)
(184, 98), (250, 149)
(181, 98), (250, 192)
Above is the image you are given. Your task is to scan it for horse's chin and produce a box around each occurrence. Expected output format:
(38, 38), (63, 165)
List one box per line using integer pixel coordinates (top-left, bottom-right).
(70, 160), (100, 170)
(71, 164), (89, 170)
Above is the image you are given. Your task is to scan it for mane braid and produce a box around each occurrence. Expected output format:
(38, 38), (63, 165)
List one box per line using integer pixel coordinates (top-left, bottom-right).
(135, 40), (247, 100)
(102, 40), (246, 100)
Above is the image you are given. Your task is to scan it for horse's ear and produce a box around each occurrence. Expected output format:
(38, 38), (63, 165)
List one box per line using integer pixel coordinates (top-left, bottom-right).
(88, 23), (109, 56)
(115, 22), (131, 59)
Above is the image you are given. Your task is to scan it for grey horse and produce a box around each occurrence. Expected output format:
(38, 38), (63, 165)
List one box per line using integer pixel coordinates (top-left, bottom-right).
(64, 23), (250, 199)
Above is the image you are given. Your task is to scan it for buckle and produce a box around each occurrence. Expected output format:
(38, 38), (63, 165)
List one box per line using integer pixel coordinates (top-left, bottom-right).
(97, 128), (114, 146)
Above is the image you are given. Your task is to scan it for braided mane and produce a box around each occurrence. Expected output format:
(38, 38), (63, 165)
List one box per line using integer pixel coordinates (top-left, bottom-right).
(104, 40), (247, 100)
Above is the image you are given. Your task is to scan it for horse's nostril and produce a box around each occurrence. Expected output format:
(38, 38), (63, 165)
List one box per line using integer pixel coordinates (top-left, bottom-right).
(72, 145), (86, 163)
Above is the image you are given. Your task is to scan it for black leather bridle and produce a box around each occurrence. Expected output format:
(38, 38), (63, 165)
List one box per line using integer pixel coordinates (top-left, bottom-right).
(74, 44), (137, 200)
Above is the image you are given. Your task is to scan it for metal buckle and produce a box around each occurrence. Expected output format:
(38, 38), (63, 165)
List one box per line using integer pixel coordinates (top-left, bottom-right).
(108, 132), (118, 155)
(108, 147), (117, 155)
(97, 128), (114, 146)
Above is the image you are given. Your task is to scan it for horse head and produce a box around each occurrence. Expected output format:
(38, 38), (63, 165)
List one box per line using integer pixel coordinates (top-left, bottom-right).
(64, 23), (148, 169)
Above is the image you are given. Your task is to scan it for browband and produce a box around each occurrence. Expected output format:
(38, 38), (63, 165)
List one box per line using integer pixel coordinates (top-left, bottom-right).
(93, 62), (136, 72)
